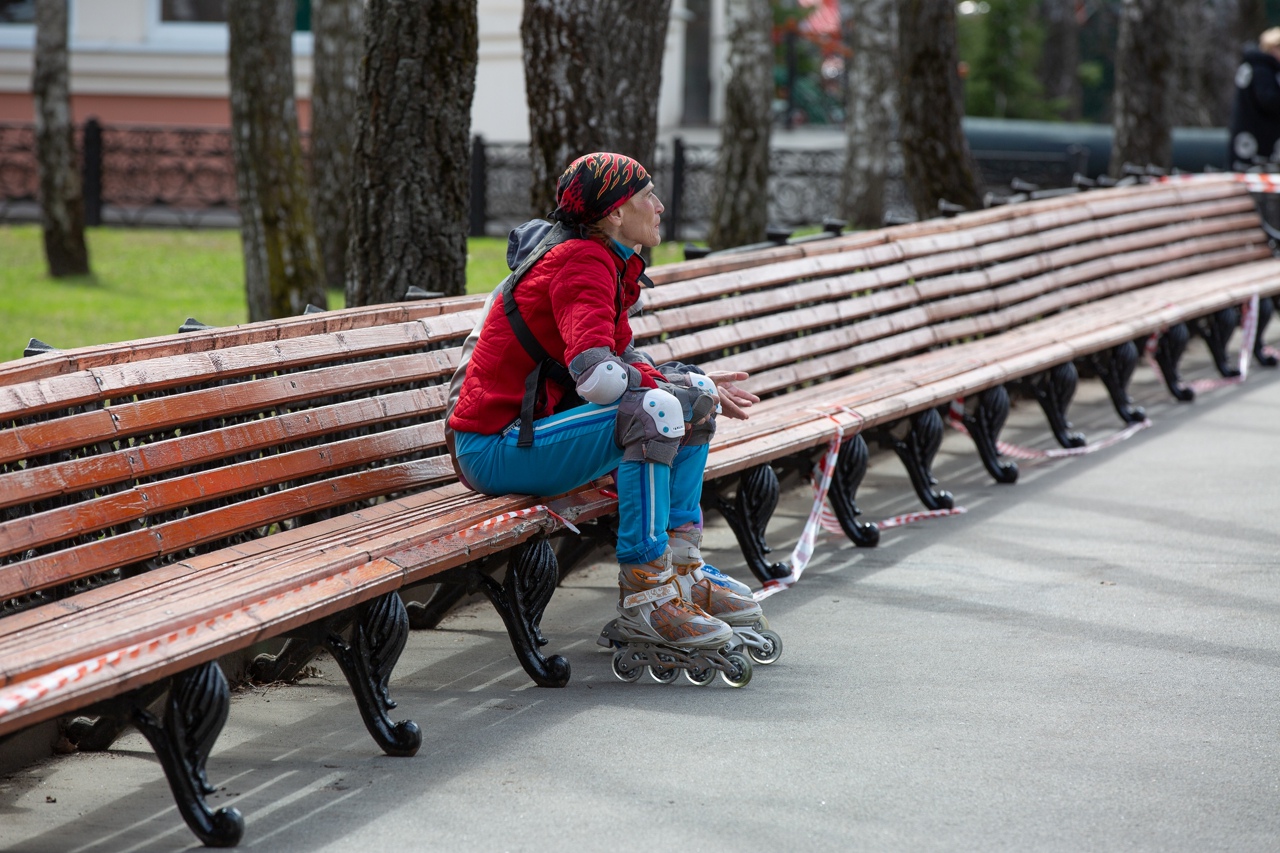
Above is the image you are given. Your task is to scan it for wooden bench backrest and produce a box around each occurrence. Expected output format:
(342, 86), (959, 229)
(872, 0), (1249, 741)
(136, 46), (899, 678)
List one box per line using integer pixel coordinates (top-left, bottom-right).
(635, 179), (1271, 396)
(0, 309), (485, 609)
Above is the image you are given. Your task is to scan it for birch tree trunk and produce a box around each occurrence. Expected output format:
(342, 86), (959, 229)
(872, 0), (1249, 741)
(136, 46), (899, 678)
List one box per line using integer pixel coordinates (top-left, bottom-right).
(227, 0), (324, 320)
(310, 0), (364, 292)
(347, 0), (477, 303)
(707, 0), (772, 251)
(522, 0), (672, 218)
(841, 0), (897, 229)
(1037, 0), (1081, 121)
(33, 0), (88, 278)
(898, 0), (982, 217)
(1109, 0), (1177, 176)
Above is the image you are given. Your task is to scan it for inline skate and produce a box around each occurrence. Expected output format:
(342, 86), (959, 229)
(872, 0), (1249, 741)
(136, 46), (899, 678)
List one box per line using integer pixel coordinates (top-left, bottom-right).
(668, 525), (783, 666)
(597, 551), (753, 687)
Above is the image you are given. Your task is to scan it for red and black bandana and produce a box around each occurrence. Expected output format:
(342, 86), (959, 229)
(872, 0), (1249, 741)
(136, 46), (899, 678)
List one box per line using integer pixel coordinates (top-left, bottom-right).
(549, 152), (652, 226)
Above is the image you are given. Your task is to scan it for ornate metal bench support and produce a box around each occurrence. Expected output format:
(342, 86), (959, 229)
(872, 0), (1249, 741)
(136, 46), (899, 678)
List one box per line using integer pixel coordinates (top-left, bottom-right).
(962, 385), (1019, 484)
(1030, 362), (1086, 448)
(250, 593), (420, 757)
(472, 536), (572, 688)
(1193, 306), (1242, 378)
(246, 636), (322, 684)
(885, 408), (954, 511)
(1154, 322), (1195, 401)
(132, 662), (245, 848)
(827, 434), (880, 547)
(1255, 295), (1277, 367)
(1089, 342), (1146, 424)
(709, 462), (790, 583)
(322, 592), (422, 757)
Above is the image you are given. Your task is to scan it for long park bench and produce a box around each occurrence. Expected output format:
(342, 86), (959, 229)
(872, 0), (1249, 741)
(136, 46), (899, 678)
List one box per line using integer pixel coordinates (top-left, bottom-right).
(1, 173), (1276, 846)
(636, 173), (1280, 580)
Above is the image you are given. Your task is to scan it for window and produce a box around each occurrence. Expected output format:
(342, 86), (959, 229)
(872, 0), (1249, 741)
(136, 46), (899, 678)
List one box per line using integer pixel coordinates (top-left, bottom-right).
(161, 0), (227, 23)
(160, 0), (311, 31)
(0, 0), (34, 24)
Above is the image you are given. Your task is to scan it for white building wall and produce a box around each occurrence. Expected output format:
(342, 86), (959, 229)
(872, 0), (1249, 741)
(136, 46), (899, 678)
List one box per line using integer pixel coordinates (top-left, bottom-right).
(0, 0), (701, 135)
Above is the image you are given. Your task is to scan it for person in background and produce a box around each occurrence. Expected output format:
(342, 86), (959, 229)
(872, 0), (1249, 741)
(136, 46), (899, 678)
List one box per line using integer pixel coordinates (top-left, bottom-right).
(1229, 27), (1280, 170)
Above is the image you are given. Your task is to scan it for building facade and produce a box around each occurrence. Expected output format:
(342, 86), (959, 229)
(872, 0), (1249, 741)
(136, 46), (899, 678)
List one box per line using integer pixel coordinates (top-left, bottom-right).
(0, 0), (720, 140)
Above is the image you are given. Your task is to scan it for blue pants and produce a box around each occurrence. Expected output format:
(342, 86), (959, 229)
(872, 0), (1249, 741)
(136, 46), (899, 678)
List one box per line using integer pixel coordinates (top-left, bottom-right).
(453, 403), (707, 564)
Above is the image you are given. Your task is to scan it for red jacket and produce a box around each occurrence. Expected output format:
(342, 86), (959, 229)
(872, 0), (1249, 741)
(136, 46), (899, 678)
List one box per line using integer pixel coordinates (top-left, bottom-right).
(448, 237), (664, 435)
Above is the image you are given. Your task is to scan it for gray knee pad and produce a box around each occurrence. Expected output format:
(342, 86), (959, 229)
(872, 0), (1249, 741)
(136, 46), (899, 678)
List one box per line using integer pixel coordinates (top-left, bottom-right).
(616, 388), (685, 466)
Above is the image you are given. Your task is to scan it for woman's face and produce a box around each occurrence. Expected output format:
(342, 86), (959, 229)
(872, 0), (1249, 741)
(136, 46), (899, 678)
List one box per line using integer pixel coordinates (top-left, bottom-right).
(613, 184), (664, 249)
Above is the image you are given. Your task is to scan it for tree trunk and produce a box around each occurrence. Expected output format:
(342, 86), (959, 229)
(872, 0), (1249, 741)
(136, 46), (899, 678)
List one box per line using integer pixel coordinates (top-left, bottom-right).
(347, 0), (477, 304)
(522, 0), (672, 218)
(1170, 0), (1235, 129)
(1037, 0), (1081, 121)
(707, 0), (772, 251)
(898, 0), (982, 217)
(33, 0), (88, 278)
(1109, 0), (1177, 176)
(841, 0), (897, 229)
(310, 0), (364, 292)
(227, 0), (324, 321)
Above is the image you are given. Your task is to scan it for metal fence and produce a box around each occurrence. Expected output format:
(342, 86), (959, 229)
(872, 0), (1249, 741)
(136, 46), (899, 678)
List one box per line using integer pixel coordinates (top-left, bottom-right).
(1, 120), (1093, 238)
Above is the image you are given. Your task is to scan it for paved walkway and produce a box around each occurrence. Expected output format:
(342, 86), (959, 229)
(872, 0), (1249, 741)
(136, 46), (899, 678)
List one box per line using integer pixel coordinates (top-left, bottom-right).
(3, 343), (1279, 852)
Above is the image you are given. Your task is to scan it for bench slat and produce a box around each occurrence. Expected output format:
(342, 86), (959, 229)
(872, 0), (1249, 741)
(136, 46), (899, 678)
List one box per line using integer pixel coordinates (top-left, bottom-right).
(0, 386), (448, 511)
(0, 350), (457, 467)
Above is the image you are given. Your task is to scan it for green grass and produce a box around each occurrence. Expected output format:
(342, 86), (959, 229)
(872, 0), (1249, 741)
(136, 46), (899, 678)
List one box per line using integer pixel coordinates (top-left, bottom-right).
(0, 226), (692, 364)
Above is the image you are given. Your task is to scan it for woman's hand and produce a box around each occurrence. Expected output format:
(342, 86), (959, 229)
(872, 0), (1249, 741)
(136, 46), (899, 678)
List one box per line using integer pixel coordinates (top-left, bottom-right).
(703, 370), (758, 420)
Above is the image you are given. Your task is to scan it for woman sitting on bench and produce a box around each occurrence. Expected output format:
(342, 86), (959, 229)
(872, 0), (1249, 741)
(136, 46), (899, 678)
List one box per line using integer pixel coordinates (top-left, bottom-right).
(445, 152), (768, 680)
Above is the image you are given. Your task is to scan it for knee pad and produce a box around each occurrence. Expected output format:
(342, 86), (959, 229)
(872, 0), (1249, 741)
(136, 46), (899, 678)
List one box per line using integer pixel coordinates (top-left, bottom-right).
(615, 388), (685, 466)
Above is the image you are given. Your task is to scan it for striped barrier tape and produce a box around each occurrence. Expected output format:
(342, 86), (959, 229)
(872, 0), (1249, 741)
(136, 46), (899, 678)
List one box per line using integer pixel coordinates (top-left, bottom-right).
(1142, 293), (1259, 394)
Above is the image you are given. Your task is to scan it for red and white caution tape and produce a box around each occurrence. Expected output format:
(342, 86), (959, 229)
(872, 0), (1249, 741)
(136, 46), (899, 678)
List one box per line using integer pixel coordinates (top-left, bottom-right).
(1144, 294), (1259, 394)
(817, 504), (967, 536)
(462, 504), (579, 536)
(756, 406), (966, 601)
(1158, 171), (1280, 193)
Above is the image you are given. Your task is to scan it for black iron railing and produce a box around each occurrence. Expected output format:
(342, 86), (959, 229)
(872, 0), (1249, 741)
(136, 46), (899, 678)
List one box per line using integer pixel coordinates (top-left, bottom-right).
(1, 119), (1096, 237)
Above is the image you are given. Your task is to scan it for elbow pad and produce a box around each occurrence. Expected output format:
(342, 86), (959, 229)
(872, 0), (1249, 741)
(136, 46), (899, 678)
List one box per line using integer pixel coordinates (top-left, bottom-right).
(569, 346), (642, 405)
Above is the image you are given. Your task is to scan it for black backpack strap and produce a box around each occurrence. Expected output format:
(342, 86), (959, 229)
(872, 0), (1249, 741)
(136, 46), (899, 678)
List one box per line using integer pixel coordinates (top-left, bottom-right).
(503, 279), (573, 447)
(500, 223), (578, 447)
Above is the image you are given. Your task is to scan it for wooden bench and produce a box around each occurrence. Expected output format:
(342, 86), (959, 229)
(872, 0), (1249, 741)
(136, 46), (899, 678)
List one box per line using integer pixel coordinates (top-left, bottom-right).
(635, 174), (1279, 581)
(0, 299), (612, 847)
(3, 174), (1275, 847)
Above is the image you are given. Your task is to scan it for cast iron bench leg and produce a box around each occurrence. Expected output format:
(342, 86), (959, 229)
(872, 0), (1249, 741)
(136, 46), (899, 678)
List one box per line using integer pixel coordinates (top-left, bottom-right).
(1090, 342), (1146, 424)
(1193, 306), (1242, 378)
(473, 537), (572, 688)
(253, 594), (421, 756)
(1255, 296), (1277, 367)
(132, 662), (245, 848)
(711, 463), (791, 583)
(1155, 322), (1195, 401)
(887, 408), (954, 511)
(1030, 362), (1086, 448)
(827, 433), (880, 547)
(962, 385), (1019, 484)
(322, 592), (422, 757)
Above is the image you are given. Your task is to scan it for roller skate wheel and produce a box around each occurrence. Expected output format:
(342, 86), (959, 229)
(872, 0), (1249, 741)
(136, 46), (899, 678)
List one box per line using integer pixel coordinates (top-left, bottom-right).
(611, 650), (642, 683)
(649, 653), (680, 684)
(748, 629), (783, 665)
(685, 664), (716, 686)
(720, 651), (752, 688)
